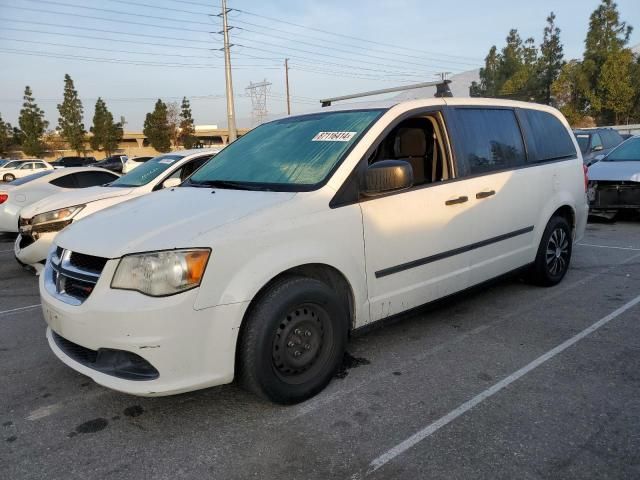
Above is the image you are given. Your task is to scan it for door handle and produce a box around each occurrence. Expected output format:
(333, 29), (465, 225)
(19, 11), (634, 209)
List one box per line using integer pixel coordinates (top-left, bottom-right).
(445, 195), (468, 206)
(476, 190), (496, 199)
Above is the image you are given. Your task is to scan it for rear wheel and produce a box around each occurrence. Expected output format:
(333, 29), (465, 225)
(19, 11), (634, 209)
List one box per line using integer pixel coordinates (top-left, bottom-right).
(527, 216), (572, 286)
(3, 173), (15, 182)
(237, 275), (348, 404)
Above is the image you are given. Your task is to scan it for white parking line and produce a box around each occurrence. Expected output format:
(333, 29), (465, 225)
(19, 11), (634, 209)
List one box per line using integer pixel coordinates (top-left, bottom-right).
(0, 304), (41, 316)
(366, 293), (640, 475)
(578, 243), (640, 251)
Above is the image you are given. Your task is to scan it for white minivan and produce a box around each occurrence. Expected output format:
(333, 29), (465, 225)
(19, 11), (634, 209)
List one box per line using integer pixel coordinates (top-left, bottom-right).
(40, 97), (588, 404)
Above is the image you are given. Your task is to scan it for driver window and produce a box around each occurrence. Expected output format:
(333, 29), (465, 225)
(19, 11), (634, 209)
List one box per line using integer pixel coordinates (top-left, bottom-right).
(368, 113), (450, 187)
(591, 133), (603, 150)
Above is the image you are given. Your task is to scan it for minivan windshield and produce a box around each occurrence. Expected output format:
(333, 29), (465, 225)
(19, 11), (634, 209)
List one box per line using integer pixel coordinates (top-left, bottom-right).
(605, 137), (640, 162)
(575, 134), (590, 154)
(110, 155), (183, 187)
(188, 109), (384, 191)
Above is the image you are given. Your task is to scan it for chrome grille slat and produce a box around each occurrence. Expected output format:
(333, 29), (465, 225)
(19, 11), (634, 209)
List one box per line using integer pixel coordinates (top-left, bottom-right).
(45, 247), (108, 305)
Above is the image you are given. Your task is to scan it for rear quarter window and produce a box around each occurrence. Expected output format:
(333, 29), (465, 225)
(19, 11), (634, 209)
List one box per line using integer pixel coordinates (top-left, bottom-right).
(451, 108), (526, 175)
(521, 109), (576, 163)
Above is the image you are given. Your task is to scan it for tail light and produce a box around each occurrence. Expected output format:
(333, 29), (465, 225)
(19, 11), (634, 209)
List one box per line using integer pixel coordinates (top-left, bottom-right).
(583, 164), (589, 191)
(0, 193), (7, 204)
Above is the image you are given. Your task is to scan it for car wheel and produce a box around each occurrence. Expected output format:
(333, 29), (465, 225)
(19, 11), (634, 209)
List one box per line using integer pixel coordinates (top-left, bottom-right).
(3, 173), (15, 182)
(527, 216), (572, 287)
(237, 275), (348, 404)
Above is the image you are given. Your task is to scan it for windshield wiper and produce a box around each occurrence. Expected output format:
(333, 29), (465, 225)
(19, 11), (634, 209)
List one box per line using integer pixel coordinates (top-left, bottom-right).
(187, 179), (269, 191)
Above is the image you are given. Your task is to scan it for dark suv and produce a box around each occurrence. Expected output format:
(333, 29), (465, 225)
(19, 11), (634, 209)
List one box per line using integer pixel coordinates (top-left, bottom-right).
(53, 156), (97, 168)
(573, 128), (624, 166)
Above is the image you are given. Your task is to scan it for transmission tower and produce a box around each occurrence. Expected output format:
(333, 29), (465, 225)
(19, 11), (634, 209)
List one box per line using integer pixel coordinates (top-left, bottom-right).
(246, 79), (272, 126)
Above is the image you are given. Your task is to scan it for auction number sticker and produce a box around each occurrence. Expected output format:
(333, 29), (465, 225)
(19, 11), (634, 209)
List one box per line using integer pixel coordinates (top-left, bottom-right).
(159, 159), (176, 164)
(312, 131), (356, 142)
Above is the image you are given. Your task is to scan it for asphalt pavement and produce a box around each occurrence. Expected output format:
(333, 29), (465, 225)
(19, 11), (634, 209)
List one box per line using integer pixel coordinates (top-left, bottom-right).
(1, 221), (639, 479)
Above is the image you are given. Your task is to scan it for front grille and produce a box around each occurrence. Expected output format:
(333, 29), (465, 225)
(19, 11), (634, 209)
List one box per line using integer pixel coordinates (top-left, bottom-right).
(591, 181), (640, 209)
(19, 234), (35, 249)
(70, 252), (108, 273)
(47, 247), (108, 305)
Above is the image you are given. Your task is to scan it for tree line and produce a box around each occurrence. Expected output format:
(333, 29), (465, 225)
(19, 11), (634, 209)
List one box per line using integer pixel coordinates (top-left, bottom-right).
(0, 75), (198, 158)
(471, 0), (638, 126)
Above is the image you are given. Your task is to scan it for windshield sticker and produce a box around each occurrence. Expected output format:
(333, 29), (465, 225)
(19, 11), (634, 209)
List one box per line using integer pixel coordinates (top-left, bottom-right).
(312, 131), (357, 142)
(159, 159), (176, 164)
(576, 134), (589, 138)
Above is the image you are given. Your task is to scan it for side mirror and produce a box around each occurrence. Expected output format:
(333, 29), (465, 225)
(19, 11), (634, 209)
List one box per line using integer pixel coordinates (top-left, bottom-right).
(162, 177), (182, 189)
(362, 160), (413, 197)
(592, 144), (604, 152)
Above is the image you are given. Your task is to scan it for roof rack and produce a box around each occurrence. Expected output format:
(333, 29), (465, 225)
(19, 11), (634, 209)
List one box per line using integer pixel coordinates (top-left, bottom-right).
(320, 80), (452, 107)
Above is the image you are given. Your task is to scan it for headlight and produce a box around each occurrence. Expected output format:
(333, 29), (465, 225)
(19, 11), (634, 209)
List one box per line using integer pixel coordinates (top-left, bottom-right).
(111, 249), (211, 297)
(31, 205), (85, 226)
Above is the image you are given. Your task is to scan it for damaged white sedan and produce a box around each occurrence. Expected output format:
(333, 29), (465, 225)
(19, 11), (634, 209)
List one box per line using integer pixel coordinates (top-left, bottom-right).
(588, 136), (640, 218)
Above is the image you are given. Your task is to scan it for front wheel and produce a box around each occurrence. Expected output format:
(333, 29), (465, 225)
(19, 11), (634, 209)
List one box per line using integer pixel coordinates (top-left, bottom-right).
(237, 275), (348, 404)
(527, 216), (572, 286)
(3, 173), (15, 182)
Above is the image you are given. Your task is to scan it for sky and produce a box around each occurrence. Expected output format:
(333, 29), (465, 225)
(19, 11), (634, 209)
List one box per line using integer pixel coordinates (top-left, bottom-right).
(1, 0), (639, 131)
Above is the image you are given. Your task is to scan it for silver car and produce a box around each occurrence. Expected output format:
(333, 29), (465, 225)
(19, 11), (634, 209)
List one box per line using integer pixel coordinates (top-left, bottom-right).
(587, 136), (640, 218)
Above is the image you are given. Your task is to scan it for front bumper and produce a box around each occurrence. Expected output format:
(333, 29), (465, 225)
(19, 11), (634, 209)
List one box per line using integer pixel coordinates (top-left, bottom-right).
(588, 181), (640, 210)
(40, 264), (248, 396)
(14, 232), (55, 269)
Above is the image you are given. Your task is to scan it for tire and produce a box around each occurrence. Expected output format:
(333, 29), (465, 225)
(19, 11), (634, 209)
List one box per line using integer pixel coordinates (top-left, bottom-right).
(237, 275), (349, 404)
(527, 216), (572, 287)
(3, 173), (15, 182)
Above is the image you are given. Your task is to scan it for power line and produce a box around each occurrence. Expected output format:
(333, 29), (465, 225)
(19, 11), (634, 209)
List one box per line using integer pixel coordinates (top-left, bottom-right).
(3, 5), (213, 34)
(0, 47), (280, 69)
(20, 0), (214, 26)
(230, 7), (482, 62)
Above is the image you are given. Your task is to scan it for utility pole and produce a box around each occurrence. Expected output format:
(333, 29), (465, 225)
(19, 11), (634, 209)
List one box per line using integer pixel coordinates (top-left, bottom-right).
(284, 58), (291, 115)
(221, 0), (237, 142)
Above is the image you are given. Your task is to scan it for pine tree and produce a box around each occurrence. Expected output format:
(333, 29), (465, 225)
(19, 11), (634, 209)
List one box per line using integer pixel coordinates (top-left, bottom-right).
(538, 12), (565, 104)
(57, 74), (86, 155)
(0, 114), (11, 156)
(178, 97), (197, 149)
(583, 0), (633, 122)
(90, 98), (123, 157)
(551, 60), (592, 126)
(18, 86), (49, 157)
(474, 46), (501, 97)
(143, 99), (172, 153)
(599, 49), (635, 124)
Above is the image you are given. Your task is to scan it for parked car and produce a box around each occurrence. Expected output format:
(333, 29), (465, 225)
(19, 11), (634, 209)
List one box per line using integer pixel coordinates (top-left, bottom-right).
(52, 156), (97, 169)
(93, 154), (128, 173)
(587, 136), (640, 219)
(122, 156), (154, 174)
(1, 159), (53, 182)
(15, 149), (218, 271)
(574, 128), (624, 166)
(1, 159), (31, 172)
(0, 167), (119, 234)
(37, 97), (588, 404)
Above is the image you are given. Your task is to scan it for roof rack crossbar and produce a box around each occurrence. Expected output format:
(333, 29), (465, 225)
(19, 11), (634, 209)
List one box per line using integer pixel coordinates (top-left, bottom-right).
(320, 80), (452, 107)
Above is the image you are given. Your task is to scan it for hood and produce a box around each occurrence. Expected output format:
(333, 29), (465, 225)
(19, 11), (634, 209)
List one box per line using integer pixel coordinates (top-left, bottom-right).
(588, 161), (640, 182)
(55, 187), (296, 258)
(20, 186), (135, 217)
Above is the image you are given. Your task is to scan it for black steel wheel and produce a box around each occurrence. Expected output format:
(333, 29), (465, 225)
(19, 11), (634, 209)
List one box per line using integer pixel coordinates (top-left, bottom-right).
(238, 275), (348, 404)
(527, 215), (573, 286)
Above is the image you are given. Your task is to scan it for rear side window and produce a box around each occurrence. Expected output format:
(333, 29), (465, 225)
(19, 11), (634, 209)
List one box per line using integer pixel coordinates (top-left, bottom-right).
(74, 171), (118, 187)
(521, 109), (576, 162)
(452, 108), (526, 175)
(50, 174), (78, 188)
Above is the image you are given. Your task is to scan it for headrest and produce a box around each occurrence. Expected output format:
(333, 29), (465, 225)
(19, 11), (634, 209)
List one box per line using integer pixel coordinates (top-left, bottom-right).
(394, 128), (427, 158)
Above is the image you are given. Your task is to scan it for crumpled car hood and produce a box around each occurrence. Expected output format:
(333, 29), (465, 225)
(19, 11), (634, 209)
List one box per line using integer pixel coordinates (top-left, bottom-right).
(588, 161), (640, 182)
